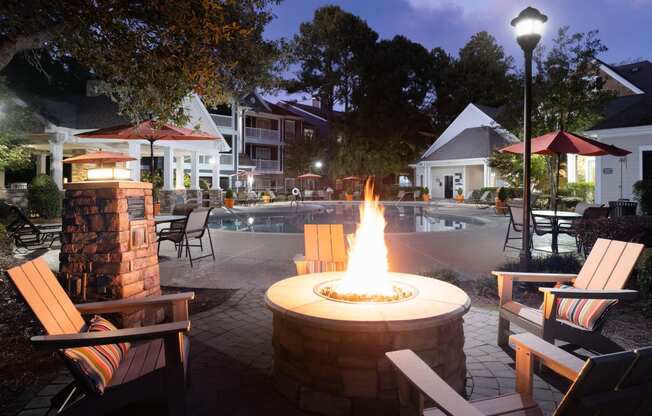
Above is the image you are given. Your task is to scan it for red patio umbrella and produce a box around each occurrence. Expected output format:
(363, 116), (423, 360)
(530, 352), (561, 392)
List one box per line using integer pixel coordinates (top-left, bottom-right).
(76, 120), (224, 181)
(342, 176), (360, 181)
(297, 173), (322, 179)
(499, 130), (630, 210)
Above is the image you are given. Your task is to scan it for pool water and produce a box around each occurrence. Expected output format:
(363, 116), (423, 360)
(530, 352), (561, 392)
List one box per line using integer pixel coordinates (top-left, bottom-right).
(209, 204), (484, 234)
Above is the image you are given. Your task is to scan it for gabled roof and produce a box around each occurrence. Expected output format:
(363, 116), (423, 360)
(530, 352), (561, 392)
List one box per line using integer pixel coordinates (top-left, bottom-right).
(418, 126), (518, 162)
(241, 93), (300, 118)
(608, 60), (652, 94)
(474, 104), (500, 120)
(590, 93), (652, 130)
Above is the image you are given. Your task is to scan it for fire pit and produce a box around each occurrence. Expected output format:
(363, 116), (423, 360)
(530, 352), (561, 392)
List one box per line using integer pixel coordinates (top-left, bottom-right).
(266, 180), (470, 416)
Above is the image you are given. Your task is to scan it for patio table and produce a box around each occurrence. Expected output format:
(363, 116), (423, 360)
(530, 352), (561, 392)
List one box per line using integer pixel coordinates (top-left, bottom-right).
(532, 210), (581, 254)
(154, 215), (187, 225)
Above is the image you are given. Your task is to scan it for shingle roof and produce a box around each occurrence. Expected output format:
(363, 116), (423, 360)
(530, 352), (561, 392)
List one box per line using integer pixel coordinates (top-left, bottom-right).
(418, 126), (518, 162)
(591, 93), (652, 130)
(611, 61), (652, 94)
(474, 104), (499, 120)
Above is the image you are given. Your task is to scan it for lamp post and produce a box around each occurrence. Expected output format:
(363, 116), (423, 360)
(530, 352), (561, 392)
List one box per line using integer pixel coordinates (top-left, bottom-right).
(314, 160), (323, 170)
(511, 6), (547, 266)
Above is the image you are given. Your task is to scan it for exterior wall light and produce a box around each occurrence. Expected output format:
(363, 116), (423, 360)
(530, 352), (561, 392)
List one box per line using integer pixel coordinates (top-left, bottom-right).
(86, 167), (132, 181)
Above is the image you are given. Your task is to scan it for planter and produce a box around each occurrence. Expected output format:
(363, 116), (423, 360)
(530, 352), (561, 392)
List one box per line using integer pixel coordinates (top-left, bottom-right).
(454, 195), (464, 203)
(153, 202), (161, 216)
(344, 194), (353, 201)
(224, 198), (235, 209)
(495, 198), (507, 215)
(422, 194), (430, 202)
(262, 195), (271, 204)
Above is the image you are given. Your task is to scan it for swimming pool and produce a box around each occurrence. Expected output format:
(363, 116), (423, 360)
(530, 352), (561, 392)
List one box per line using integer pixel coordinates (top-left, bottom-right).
(209, 204), (484, 234)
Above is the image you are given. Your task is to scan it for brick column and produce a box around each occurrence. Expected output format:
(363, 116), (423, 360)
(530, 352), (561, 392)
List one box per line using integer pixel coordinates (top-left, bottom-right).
(60, 180), (161, 327)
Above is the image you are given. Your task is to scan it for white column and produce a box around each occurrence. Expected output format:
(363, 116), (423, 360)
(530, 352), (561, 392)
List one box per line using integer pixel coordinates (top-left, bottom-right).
(0, 169), (5, 189)
(128, 142), (141, 181)
(567, 154), (577, 183)
(163, 146), (174, 190)
(49, 134), (65, 190)
(190, 151), (200, 190)
(483, 162), (490, 187)
(212, 151), (221, 189)
(36, 153), (47, 174)
(175, 152), (185, 189)
(595, 156), (602, 204)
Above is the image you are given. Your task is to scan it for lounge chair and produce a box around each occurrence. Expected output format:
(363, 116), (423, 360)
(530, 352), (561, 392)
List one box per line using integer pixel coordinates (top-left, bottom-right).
(158, 207), (215, 267)
(6, 257), (193, 415)
(3, 202), (61, 250)
(469, 191), (493, 209)
(386, 332), (652, 416)
(494, 238), (644, 353)
(293, 224), (347, 275)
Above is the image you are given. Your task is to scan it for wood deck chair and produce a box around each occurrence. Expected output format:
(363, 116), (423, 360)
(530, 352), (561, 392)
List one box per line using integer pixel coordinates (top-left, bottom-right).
(386, 332), (652, 416)
(493, 238), (645, 353)
(6, 256), (193, 415)
(293, 224), (347, 275)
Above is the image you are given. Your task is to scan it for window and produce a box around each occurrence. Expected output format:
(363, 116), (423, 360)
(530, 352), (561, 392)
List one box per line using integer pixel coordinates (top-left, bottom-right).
(304, 127), (315, 141)
(183, 156), (191, 163)
(257, 118), (272, 130)
(255, 146), (271, 160)
(284, 120), (296, 140)
(199, 155), (214, 164)
(643, 150), (652, 180)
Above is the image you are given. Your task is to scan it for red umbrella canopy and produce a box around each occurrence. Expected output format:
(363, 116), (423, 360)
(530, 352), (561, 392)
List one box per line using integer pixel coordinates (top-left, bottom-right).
(342, 176), (360, 181)
(63, 151), (136, 164)
(499, 130), (630, 156)
(297, 173), (322, 179)
(76, 120), (220, 142)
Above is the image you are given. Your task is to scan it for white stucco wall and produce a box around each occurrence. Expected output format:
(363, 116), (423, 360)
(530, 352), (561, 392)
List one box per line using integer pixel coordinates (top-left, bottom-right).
(586, 126), (652, 203)
(465, 165), (484, 196)
(430, 166), (465, 199)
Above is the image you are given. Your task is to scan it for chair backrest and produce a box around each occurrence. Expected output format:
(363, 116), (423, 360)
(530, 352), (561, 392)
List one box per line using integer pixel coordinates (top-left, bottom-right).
(303, 224), (347, 272)
(7, 257), (85, 335)
(556, 346), (652, 415)
(575, 202), (602, 216)
(573, 239), (645, 290)
(397, 190), (406, 199)
(480, 191), (490, 201)
(507, 204), (524, 228)
(172, 204), (193, 216)
(184, 207), (212, 238)
(582, 206), (610, 220)
(4, 203), (39, 234)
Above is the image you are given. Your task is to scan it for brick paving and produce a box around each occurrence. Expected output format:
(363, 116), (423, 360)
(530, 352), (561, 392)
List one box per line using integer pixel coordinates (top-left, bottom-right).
(17, 288), (565, 416)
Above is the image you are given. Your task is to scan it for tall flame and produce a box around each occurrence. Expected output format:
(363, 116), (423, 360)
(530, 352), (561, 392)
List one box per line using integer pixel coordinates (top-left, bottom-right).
(334, 179), (394, 296)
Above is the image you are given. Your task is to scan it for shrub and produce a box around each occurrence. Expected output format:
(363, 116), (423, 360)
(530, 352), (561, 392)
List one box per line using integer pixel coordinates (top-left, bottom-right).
(419, 269), (460, 286)
(0, 224), (12, 254)
(456, 187), (463, 196)
(497, 187), (509, 202)
(28, 174), (61, 219)
(422, 186), (429, 195)
(261, 191), (268, 197)
(633, 180), (652, 215)
(575, 216), (652, 254)
(562, 181), (595, 202)
(491, 254), (583, 294)
(199, 179), (210, 191)
(635, 249), (652, 314)
(474, 276), (498, 298)
(224, 189), (234, 199)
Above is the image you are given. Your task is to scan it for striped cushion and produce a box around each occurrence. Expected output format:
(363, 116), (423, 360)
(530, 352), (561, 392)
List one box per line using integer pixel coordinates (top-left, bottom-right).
(555, 285), (617, 331)
(63, 315), (130, 395)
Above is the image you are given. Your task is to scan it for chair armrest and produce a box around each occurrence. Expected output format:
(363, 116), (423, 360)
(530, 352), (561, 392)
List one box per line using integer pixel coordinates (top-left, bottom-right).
(510, 333), (584, 386)
(76, 292), (194, 320)
(539, 287), (637, 301)
(31, 320), (191, 349)
(386, 350), (484, 416)
(492, 271), (577, 283)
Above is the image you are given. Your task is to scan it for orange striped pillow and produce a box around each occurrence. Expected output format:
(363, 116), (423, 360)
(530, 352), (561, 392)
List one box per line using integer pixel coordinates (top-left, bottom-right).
(63, 315), (130, 395)
(555, 285), (617, 331)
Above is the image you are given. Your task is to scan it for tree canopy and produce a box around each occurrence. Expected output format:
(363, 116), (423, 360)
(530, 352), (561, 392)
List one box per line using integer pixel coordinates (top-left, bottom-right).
(0, 0), (282, 124)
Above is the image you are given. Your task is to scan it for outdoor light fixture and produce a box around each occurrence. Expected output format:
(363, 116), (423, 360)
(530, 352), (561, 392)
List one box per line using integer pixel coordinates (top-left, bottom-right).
(314, 161), (323, 169)
(87, 167), (131, 181)
(512, 6), (547, 264)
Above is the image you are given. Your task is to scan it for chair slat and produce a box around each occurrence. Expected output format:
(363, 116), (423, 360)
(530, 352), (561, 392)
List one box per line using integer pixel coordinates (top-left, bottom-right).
(573, 238), (611, 289)
(330, 224), (346, 263)
(556, 351), (637, 415)
(585, 240), (627, 290)
(317, 224), (333, 262)
(304, 224), (319, 261)
(32, 257), (85, 332)
(123, 338), (153, 383)
(140, 339), (164, 376)
(7, 264), (67, 335)
(603, 242), (645, 290)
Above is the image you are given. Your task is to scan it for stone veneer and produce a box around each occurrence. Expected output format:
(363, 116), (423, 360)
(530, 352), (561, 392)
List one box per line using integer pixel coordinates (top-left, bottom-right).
(59, 180), (160, 327)
(272, 312), (466, 416)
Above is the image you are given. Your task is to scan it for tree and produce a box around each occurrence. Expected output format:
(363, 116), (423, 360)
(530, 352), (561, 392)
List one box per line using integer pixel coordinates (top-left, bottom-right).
(287, 5), (378, 112)
(0, 1), (281, 124)
(0, 78), (41, 171)
(488, 150), (548, 190)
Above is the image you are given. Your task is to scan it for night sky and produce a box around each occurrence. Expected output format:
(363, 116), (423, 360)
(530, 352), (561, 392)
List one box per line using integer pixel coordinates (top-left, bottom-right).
(264, 0), (651, 101)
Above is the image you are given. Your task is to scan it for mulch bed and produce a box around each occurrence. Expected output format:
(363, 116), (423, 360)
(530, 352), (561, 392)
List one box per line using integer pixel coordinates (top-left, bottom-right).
(0, 255), (237, 415)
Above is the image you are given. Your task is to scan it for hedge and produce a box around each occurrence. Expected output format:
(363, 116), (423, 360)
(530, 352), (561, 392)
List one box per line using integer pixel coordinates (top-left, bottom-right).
(575, 216), (652, 254)
(28, 174), (62, 219)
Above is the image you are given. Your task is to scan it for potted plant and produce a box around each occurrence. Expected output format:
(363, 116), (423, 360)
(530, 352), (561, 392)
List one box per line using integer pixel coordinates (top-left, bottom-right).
(224, 189), (235, 208)
(495, 187), (508, 214)
(421, 187), (430, 202)
(344, 192), (353, 201)
(261, 191), (271, 204)
(455, 187), (464, 203)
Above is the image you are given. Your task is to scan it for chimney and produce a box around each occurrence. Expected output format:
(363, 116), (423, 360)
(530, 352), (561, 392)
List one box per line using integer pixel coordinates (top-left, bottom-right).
(311, 97), (321, 109)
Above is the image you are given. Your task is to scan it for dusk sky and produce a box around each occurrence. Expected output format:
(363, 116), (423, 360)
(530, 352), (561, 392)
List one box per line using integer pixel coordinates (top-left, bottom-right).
(264, 0), (651, 101)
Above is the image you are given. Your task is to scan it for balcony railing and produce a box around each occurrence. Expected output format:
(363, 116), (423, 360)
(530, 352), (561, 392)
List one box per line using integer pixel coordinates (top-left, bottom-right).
(211, 114), (233, 128)
(220, 154), (233, 165)
(245, 127), (279, 143)
(254, 159), (281, 172)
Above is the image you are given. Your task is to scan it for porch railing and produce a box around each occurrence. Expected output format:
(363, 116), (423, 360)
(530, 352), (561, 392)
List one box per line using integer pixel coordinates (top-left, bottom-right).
(245, 127), (279, 142)
(254, 159), (280, 171)
(211, 114), (233, 128)
(220, 154), (233, 165)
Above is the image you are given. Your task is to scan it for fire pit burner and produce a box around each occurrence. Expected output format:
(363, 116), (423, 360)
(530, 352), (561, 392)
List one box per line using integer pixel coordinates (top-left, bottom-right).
(314, 279), (416, 303)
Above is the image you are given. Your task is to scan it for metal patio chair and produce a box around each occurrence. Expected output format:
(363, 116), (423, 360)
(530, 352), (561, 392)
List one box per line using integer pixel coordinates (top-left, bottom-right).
(503, 204), (532, 251)
(158, 207), (215, 267)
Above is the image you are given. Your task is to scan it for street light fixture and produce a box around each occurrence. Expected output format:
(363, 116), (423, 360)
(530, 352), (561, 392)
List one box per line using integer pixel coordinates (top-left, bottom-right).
(511, 6), (547, 265)
(314, 161), (323, 169)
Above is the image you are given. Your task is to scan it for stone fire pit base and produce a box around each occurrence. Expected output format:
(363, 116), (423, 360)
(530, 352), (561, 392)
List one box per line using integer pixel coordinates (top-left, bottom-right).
(266, 272), (471, 416)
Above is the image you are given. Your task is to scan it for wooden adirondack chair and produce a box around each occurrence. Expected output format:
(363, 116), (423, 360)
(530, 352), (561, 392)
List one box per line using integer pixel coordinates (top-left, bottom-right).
(293, 224), (347, 275)
(386, 332), (652, 416)
(6, 257), (193, 415)
(493, 238), (644, 353)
